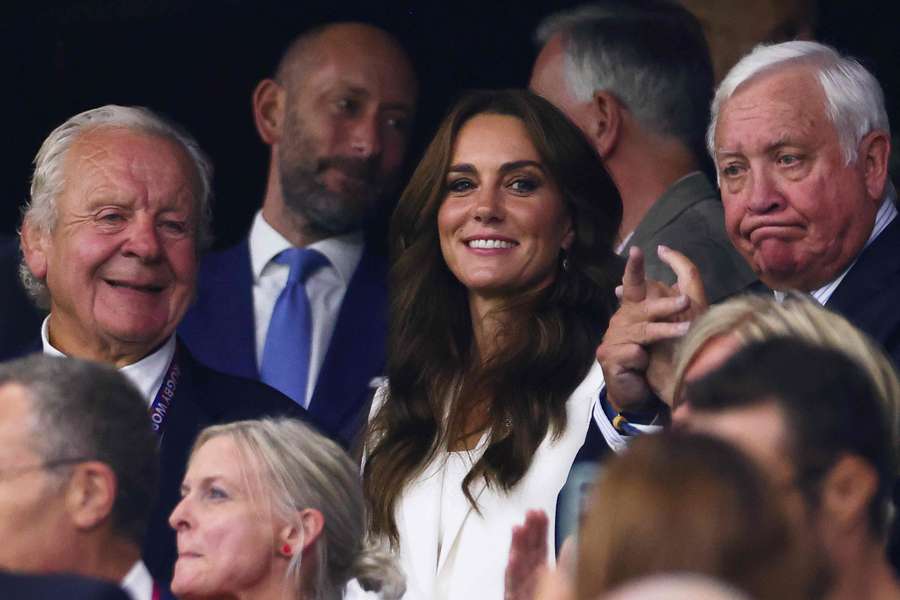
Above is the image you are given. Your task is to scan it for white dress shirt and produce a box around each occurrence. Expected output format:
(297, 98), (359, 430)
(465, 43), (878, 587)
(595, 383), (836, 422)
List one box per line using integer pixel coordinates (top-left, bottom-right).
(41, 317), (176, 405)
(249, 212), (364, 407)
(121, 560), (154, 600)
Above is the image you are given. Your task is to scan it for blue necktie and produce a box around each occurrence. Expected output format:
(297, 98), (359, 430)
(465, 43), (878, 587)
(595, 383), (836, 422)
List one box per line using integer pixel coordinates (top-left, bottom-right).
(260, 248), (328, 407)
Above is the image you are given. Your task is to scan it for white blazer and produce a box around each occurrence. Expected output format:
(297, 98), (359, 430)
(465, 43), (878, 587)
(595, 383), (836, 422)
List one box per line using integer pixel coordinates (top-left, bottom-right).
(369, 362), (604, 600)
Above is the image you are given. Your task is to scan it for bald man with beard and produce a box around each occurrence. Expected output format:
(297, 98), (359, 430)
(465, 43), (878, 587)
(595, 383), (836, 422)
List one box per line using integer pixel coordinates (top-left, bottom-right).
(179, 23), (418, 446)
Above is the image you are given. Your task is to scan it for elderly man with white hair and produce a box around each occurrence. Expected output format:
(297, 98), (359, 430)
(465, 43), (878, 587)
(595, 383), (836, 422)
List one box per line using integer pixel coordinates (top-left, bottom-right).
(11, 105), (303, 583)
(597, 39), (898, 415)
(591, 38), (900, 573)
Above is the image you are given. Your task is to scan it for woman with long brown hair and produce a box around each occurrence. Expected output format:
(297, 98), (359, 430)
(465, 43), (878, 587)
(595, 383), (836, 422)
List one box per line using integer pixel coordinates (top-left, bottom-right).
(362, 89), (622, 599)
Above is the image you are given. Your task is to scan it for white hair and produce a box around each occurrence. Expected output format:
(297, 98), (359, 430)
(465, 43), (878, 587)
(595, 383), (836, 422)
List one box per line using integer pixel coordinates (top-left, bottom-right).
(194, 418), (405, 600)
(707, 41), (890, 165)
(19, 104), (214, 308)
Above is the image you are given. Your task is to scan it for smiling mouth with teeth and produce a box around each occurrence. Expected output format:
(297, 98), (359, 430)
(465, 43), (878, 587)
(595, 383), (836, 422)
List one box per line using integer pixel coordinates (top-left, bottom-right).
(467, 239), (518, 249)
(105, 280), (165, 293)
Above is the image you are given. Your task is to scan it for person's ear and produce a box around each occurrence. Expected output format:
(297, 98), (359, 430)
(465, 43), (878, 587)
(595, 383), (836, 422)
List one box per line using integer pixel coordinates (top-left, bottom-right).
(279, 508), (324, 556)
(588, 90), (623, 159)
(858, 130), (890, 202)
(253, 79), (287, 146)
(560, 215), (575, 252)
(819, 454), (878, 531)
(20, 218), (49, 281)
(65, 461), (118, 531)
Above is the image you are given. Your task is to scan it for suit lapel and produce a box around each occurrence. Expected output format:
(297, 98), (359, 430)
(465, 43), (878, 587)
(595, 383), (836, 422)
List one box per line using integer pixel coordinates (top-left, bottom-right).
(436, 475), (488, 575)
(827, 216), (900, 314)
(179, 241), (258, 379)
(308, 249), (388, 436)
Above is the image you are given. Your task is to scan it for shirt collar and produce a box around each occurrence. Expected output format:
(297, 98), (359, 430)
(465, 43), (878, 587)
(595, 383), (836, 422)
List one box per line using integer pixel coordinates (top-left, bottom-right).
(41, 316), (176, 405)
(121, 560), (154, 600)
(248, 211), (364, 284)
(776, 185), (898, 305)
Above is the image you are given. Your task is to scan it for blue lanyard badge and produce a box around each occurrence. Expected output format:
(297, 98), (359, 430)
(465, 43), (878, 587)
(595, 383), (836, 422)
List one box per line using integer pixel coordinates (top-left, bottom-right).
(149, 350), (181, 437)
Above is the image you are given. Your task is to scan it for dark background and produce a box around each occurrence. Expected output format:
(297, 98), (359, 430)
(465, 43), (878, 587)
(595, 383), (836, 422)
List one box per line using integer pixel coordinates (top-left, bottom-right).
(1, 0), (897, 248)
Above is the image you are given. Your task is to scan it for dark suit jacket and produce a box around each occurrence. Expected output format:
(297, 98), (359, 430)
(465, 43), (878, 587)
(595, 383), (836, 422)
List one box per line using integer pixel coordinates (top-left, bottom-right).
(0, 571), (130, 600)
(178, 238), (388, 446)
(623, 172), (758, 303)
(825, 213), (900, 365)
(0, 237), (45, 361)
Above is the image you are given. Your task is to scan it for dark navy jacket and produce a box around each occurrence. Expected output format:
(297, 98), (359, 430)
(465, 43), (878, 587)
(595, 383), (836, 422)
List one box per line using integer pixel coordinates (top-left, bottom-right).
(178, 238), (388, 447)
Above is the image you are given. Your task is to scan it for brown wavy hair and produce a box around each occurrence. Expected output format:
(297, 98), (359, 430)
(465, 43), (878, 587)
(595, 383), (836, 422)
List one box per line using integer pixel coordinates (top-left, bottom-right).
(363, 89), (622, 543)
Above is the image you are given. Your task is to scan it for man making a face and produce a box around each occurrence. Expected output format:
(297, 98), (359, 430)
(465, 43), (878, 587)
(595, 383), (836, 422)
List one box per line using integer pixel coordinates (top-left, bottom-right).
(179, 22), (418, 445)
(597, 40), (899, 426)
(16, 105), (301, 581)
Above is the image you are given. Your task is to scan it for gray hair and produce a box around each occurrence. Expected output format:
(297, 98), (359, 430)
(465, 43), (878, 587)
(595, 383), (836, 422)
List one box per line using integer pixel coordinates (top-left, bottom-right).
(708, 40), (891, 165)
(19, 104), (214, 308)
(193, 418), (404, 600)
(0, 354), (159, 546)
(535, 0), (713, 153)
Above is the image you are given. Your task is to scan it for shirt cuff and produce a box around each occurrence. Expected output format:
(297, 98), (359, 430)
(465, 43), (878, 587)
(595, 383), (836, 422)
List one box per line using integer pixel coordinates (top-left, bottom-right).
(593, 384), (664, 453)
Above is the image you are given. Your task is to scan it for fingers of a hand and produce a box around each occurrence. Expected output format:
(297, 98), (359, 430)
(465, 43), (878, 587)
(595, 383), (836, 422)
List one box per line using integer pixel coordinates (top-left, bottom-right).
(524, 510), (548, 554)
(634, 320), (691, 345)
(657, 245), (709, 307)
(605, 294), (687, 334)
(621, 246), (647, 303)
(644, 278), (678, 300)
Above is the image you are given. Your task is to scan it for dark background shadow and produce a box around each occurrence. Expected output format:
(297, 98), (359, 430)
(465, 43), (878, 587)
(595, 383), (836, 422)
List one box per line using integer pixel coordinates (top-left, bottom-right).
(1, 0), (896, 248)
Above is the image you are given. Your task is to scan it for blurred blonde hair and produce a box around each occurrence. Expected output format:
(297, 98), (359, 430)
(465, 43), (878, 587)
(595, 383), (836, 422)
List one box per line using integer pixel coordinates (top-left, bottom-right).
(672, 293), (900, 464)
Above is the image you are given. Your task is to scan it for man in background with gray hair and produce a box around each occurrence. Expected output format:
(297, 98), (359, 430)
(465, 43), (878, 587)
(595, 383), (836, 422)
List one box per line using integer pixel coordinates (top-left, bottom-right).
(13, 104), (302, 582)
(0, 354), (172, 599)
(530, 0), (755, 303)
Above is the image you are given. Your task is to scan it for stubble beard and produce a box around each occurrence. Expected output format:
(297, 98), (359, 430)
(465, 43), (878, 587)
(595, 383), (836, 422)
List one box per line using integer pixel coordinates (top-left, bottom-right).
(277, 112), (385, 239)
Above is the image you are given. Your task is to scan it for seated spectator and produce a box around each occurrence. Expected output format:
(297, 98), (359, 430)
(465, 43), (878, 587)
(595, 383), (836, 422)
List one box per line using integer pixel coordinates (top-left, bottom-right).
(0, 354), (173, 599)
(684, 338), (900, 600)
(576, 431), (814, 600)
(362, 89), (623, 599)
(666, 293), (900, 576)
(170, 417), (402, 600)
(596, 39), (899, 449)
(14, 104), (303, 580)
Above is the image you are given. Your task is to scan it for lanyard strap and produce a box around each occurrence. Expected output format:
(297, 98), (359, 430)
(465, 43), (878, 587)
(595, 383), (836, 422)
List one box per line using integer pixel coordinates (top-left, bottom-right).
(148, 348), (181, 438)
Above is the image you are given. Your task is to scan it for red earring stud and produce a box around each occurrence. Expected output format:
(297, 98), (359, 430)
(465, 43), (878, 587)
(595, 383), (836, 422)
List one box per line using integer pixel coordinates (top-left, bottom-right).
(281, 544), (292, 556)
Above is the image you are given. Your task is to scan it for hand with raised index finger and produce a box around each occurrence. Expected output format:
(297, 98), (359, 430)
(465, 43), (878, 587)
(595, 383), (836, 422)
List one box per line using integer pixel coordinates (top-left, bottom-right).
(597, 247), (691, 413)
(645, 246), (711, 404)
